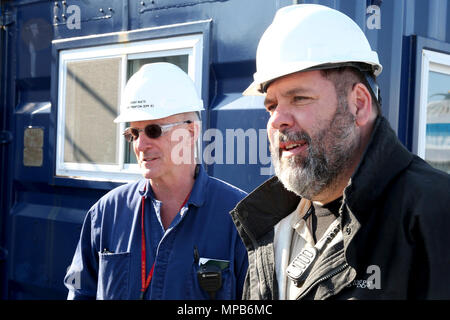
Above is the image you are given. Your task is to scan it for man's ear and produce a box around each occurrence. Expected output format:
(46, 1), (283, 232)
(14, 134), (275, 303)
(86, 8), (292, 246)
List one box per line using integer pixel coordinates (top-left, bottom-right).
(189, 121), (200, 145)
(349, 83), (373, 127)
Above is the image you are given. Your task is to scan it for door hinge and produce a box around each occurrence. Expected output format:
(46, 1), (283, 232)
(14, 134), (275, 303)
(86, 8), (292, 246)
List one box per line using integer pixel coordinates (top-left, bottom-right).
(0, 246), (7, 261)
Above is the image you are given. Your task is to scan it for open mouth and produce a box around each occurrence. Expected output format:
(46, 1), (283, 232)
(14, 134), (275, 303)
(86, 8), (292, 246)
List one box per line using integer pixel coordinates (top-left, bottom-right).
(279, 140), (308, 156)
(142, 155), (160, 163)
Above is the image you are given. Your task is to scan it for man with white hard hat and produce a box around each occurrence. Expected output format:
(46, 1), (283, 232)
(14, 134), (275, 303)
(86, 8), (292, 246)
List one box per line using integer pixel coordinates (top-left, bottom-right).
(64, 62), (248, 299)
(231, 4), (450, 299)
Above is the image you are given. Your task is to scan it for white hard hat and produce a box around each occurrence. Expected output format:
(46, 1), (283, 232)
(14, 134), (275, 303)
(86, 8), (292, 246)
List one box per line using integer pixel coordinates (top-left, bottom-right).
(114, 62), (204, 123)
(243, 4), (383, 96)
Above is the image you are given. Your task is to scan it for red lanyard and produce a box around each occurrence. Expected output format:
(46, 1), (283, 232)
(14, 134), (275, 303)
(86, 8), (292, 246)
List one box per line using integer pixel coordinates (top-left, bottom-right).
(140, 194), (154, 295)
(140, 188), (191, 297)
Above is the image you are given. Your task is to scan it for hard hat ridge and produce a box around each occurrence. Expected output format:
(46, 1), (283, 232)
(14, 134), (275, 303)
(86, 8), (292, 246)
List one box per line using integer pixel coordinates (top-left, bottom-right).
(114, 62), (204, 123)
(244, 4), (383, 96)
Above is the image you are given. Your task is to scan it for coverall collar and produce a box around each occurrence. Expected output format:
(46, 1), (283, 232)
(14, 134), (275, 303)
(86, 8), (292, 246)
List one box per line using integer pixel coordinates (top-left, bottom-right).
(138, 164), (208, 207)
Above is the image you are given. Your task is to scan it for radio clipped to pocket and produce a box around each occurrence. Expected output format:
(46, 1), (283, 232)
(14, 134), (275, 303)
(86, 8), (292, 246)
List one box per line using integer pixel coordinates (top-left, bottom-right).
(197, 257), (229, 299)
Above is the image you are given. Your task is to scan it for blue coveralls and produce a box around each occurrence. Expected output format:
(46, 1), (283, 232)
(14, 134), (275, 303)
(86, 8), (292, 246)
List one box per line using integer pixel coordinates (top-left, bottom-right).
(64, 166), (248, 299)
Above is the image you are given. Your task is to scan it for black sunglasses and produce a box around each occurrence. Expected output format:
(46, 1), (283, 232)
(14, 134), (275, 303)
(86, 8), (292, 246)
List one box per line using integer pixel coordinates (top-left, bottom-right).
(123, 120), (192, 143)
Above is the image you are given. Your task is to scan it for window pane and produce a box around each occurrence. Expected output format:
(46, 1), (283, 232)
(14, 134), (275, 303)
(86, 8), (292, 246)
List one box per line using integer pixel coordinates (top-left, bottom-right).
(127, 55), (188, 79)
(124, 55), (189, 164)
(64, 58), (121, 164)
(425, 70), (450, 173)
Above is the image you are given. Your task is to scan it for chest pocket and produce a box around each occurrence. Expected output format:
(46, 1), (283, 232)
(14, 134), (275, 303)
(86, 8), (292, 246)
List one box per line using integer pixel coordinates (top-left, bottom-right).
(186, 260), (234, 300)
(97, 252), (131, 300)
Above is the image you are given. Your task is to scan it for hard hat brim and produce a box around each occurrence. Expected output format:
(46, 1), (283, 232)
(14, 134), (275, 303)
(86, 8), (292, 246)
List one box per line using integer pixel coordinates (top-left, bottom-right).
(114, 105), (204, 123)
(243, 60), (382, 96)
(243, 81), (264, 96)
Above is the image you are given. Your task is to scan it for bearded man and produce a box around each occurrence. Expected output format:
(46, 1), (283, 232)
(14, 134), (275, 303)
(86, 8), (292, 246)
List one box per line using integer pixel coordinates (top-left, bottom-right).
(231, 4), (450, 300)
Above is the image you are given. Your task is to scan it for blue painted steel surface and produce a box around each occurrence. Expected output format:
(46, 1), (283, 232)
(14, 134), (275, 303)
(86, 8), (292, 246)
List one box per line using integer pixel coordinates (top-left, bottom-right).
(0, 0), (449, 299)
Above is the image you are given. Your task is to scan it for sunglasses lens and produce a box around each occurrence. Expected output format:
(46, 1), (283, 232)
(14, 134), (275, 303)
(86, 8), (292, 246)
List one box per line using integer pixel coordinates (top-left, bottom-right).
(124, 124), (169, 141)
(145, 124), (162, 139)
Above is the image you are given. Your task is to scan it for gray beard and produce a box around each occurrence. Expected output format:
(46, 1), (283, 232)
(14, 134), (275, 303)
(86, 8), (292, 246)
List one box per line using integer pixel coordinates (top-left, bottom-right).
(271, 103), (358, 199)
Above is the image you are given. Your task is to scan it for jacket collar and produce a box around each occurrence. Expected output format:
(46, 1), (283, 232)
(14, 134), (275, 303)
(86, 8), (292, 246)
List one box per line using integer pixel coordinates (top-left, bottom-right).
(138, 164), (207, 207)
(343, 116), (413, 219)
(232, 176), (300, 244)
(232, 116), (413, 243)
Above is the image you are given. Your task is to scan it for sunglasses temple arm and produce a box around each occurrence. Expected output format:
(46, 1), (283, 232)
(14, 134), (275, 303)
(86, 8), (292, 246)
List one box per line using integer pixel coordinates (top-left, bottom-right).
(128, 138), (132, 156)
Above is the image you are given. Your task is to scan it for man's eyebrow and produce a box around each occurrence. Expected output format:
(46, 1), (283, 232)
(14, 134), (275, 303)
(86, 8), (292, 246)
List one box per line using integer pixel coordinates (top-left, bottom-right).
(283, 87), (311, 97)
(264, 87), (312, 106)
(264, 96), (275, 107)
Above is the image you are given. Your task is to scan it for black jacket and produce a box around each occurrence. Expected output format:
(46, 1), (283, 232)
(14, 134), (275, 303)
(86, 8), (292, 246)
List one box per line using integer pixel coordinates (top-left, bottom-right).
(231, 116), (450, 299)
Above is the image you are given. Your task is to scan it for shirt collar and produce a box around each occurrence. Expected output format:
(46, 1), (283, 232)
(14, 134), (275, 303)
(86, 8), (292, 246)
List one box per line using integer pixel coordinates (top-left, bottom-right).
(138, 178), (150, 197)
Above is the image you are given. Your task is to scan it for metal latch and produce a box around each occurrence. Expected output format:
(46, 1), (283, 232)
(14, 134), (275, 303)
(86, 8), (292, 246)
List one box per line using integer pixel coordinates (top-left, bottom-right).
(1, 8), (16, 29)
(0, 131), (13, 145)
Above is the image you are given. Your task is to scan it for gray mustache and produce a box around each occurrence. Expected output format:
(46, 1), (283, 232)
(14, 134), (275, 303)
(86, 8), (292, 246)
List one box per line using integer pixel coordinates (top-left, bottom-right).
(277, 130), (311, 145)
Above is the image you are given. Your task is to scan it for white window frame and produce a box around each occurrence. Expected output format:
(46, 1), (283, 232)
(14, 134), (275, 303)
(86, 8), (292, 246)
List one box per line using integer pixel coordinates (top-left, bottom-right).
(56, 34), (203, 182)
(415, 49), (450, 158)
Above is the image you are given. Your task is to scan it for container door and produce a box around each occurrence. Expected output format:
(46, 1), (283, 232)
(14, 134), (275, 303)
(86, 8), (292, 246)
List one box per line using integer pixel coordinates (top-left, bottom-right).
(0, 2), (14, 299)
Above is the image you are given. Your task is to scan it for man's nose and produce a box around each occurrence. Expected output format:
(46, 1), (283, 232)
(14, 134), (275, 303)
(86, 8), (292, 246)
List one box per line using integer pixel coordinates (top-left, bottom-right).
(134, 132), (154, 152)
(269, 102), (294, 131)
